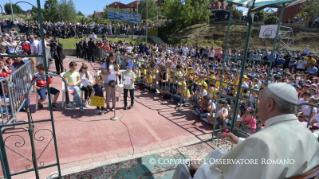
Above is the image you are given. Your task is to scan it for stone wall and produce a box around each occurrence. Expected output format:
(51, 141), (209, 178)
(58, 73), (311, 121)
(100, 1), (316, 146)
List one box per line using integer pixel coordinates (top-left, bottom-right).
(63, 49), (76, 56)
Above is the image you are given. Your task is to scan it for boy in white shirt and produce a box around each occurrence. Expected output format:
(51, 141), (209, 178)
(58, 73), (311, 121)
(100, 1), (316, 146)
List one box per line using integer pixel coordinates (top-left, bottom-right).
(122, 62), (136, 110)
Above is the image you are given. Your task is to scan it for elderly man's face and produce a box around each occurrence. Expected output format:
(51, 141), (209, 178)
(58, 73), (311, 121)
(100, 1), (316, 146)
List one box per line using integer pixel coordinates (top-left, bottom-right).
(257, 89), (267, 123)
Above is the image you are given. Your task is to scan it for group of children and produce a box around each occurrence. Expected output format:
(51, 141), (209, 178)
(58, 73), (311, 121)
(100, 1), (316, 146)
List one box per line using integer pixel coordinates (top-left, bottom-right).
(32, 54), (136, 115)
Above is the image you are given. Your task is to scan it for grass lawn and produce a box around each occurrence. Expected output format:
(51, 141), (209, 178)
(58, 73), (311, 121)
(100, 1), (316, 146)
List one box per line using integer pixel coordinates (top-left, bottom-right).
(59, 37), (149, 49)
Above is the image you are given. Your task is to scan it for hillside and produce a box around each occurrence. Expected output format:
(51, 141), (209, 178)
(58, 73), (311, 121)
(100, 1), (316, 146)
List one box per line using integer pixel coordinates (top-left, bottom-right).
(164, 23), (319, 53)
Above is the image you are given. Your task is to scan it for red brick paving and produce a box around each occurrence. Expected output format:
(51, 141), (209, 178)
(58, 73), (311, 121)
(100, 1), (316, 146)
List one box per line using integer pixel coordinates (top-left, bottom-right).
(1, 57), (213, 177)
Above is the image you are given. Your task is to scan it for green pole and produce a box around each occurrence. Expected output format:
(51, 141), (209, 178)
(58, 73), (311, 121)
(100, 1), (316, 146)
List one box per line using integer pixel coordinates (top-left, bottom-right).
(230, 9), (255, 132)
(266, 4), (285, 86)
(0, 131), (11, 178)
(36, 0), (62, 177)
(213, 4), (233, 136)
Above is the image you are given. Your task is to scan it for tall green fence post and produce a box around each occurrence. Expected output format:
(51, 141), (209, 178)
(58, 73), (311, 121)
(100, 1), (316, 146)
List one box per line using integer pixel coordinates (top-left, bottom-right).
(36, 0), (62, 177)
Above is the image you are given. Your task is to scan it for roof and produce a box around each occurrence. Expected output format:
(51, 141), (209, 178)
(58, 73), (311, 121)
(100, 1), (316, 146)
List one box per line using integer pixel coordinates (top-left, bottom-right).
(127, 1), (140, 7)
(107, 2), (130, 8)
(224, 0), (306, 12)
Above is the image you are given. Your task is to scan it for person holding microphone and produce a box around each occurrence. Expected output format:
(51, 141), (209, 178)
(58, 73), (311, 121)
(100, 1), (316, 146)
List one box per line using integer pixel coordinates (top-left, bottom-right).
(101, 53), (120, 112)
(122, 61), (136, 110)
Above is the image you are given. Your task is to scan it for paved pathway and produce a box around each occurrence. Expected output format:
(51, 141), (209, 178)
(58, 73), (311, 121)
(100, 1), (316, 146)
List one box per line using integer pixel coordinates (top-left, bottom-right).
(2, 57), (213, 179)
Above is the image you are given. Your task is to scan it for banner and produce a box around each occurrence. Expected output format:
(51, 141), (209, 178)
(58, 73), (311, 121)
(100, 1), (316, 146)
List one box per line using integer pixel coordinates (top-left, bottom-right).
(108, 10), (141, 23)
(90, 96), (105, 107)
(259, 25), (278, 39)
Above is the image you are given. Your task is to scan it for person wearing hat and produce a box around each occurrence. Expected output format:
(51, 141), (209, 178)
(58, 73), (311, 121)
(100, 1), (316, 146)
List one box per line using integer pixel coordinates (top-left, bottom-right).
(122, 62), (136, 110)
(172, 83), (319, 179)
(241, 75), (249, 88)
(172, 81), (190, 105)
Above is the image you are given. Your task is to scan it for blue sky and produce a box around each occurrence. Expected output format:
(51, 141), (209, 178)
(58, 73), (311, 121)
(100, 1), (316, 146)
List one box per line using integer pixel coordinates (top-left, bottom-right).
(1, 0), (274, 17)
(1, 0), (116, 16)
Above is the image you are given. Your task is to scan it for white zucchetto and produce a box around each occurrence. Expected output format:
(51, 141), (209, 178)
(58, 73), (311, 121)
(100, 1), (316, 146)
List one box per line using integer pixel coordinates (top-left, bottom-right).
(267, 83), (298, 105)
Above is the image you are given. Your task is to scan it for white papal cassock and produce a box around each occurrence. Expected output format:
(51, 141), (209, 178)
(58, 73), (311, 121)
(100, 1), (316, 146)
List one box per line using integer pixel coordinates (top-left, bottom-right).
(172, 114), (319, 179)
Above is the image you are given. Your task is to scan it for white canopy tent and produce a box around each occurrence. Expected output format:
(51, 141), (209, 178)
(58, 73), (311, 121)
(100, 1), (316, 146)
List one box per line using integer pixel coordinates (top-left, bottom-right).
(223, 0), (306, 12)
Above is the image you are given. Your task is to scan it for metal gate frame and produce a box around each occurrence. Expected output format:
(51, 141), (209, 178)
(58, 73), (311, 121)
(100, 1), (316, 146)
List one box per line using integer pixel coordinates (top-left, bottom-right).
(212, 1), (287, 137)
(0, 0), (62, 178)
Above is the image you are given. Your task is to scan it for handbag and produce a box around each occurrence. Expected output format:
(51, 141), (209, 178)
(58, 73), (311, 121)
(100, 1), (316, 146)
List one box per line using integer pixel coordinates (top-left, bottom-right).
(109, 80), (116, 88)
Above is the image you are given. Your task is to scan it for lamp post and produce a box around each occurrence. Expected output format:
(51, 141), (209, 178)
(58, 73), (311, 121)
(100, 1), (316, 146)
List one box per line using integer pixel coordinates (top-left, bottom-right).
(54, 6), (61, 21)
(9, 0), (14, 20)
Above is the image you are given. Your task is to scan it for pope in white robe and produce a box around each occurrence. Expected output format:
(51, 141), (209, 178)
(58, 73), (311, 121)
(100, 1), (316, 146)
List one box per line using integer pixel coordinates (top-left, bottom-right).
(172, 83), (319, 179)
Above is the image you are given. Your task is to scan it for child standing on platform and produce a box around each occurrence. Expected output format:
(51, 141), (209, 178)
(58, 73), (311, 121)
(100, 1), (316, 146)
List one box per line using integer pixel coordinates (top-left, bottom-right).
(90, 75), (105, 115)
(123, 62), (136, 110)
(63, 62), (84, 112)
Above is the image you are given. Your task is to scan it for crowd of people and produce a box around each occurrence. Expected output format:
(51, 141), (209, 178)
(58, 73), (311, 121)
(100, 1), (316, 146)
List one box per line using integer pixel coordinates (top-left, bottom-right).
(1, 16), (319, 134)
(84, 41), (318, 135)
(0, 18), (319, 179)
(1, 18), (152, 39)
(1, 21), (319, 134)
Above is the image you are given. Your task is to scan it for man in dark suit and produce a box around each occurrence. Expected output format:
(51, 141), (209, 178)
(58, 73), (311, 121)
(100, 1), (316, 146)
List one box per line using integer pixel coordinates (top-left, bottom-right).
(87, 38), (96, 62)
(50, 37), (65, 75)
(76, 40), (82, 58)
(82, 38), (88, 60)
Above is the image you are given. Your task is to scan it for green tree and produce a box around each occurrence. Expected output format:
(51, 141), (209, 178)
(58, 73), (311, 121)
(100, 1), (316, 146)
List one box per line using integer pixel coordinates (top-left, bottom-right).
(4, 3), (23, 15)
(255, 10), (267, 21)
(161, 0), (183, 20)
(30, 6), (44, 21)
(297, 2), (319, 21)
(138, 0), (160, 20)
(43, 0), (59, 22)
(264, 15), (279, 24)
(161, 0), (210, 27)
(232, 8), (243, 20)
(77, 11), (84, 16)
(59, 0), (77, 22)
(189, 0), (211, 24)
(80, 16), (88, 24)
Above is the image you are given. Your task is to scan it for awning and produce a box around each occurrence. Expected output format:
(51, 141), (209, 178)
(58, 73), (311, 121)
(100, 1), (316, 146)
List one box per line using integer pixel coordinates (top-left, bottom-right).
(224, 0), (306, 12)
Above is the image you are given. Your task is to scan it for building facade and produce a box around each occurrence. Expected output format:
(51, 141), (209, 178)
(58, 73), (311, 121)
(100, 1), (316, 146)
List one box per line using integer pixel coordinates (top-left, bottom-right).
(277, 3), (304, 23)
(126, 1), (141, 13)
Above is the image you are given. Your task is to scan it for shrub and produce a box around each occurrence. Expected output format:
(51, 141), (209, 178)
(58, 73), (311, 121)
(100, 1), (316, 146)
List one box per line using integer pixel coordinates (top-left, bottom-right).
(264, 15), (279, 24)
(232, 9), (243, 20)
(180, 39), (187, 44)
(215, 40), (223, 47)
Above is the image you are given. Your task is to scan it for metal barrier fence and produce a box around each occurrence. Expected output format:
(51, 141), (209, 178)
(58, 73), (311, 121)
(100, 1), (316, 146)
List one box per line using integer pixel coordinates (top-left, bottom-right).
(131, 60), (187, 109)
(0, 53), (49, 131)
(0, 78), (15, 128)
(9, 57), (42, 120)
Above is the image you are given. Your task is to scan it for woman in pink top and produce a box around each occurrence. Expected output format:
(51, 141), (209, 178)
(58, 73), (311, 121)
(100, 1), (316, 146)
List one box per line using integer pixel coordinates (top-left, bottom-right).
(216, 47), (223, 61)
(243, 107), (257, 134)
